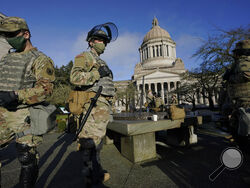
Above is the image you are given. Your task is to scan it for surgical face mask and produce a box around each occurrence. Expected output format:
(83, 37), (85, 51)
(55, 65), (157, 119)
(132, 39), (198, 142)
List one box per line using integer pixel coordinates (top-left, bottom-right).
(6, 35), (27, 52)
(92, 42), (105, 54)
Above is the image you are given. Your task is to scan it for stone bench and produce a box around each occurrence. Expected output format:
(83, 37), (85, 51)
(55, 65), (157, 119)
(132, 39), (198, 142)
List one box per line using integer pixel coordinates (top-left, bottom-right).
(107, 116), (202, 163)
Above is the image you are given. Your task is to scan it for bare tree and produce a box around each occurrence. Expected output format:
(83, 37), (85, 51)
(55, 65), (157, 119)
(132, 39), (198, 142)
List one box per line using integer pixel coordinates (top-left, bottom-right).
(193, 25), (250, 69)
(116, 83), (138, 112)
(172, 72), (201, 110)
(191, 26), (250, 109)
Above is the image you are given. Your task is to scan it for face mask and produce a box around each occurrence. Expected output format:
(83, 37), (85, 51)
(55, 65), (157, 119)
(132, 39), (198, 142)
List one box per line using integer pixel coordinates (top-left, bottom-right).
(92, 42), (105, 54)
(6, 35), (27, 52)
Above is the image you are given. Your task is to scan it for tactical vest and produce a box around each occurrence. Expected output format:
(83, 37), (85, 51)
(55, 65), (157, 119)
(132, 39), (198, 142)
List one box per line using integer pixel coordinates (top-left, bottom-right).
(228, 82), (250, 108)
(87, 51), (115, 97)
(227, 53), (250, 108)
(0, 49), (44, 91)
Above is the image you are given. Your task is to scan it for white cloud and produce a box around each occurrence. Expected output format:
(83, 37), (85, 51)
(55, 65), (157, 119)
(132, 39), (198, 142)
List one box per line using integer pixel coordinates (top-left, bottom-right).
(103, 32), (142, 80)
(71, 31), (88, 55)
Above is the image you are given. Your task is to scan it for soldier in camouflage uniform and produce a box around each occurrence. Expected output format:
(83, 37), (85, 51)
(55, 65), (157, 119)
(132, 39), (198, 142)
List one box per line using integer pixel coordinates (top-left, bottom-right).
(223, 39), (250, 146)
(0, 17), (55, 187)
(0, 14), (11, 60)
(70, 22), (118, 186)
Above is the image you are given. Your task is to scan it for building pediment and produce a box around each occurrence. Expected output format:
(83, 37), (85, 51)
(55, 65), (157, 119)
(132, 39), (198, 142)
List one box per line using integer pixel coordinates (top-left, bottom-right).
(137, 70), (180, 80)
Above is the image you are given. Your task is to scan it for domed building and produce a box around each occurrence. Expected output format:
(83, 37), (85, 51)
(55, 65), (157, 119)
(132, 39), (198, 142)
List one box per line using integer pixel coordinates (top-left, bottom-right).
(132, 17), (186, 105)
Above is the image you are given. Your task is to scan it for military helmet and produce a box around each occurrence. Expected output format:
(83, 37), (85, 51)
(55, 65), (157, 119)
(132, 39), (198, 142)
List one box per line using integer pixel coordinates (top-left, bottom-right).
(86, 22), (118, 44)
(233, 39), (250, 56)
(0, 17), (29, 33)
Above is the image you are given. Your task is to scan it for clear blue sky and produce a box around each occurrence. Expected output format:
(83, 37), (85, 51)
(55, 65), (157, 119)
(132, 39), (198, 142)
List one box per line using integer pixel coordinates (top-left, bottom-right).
(1, 0), (249, 81)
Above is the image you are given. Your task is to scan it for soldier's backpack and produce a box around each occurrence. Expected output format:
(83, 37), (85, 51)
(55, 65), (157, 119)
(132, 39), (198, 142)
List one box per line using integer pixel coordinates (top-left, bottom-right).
(169, 105), (186, 120)
(28, 104), (57, 135)
(68, 90), (96, 115)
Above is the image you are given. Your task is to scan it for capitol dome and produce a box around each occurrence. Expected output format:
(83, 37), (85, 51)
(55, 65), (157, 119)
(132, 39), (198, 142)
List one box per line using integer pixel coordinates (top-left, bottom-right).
(139, 17), (176, 68)
(143, 18), (171, 43)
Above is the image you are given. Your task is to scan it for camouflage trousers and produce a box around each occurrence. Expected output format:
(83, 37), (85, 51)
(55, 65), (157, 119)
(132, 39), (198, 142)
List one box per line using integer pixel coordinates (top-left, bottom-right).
(77, 96), (111, 148)
(0, 107), (43, 148)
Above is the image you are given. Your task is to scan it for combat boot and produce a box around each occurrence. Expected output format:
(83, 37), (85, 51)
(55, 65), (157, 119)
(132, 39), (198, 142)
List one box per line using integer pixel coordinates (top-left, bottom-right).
(16, 143), (39, 188)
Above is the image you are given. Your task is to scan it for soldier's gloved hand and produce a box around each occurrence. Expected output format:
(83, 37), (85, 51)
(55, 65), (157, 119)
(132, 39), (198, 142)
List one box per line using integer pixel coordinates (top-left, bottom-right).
(98, 66), (111, 78)
(0, 91), (18, 107)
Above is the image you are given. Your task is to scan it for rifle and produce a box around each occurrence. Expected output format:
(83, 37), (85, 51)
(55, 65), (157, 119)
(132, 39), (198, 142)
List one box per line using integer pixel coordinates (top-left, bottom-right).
(73, 86), (103, 141)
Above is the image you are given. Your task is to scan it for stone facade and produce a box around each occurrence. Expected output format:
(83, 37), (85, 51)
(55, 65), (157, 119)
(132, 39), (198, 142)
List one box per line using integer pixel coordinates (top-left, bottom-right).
(114, 17), (221, 111)
(115, 17), (186, 109)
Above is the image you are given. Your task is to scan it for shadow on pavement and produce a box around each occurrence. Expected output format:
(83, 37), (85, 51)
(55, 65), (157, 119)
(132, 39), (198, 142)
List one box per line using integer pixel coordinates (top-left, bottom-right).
(0, 142), (17, 167)
(36, 133), (73, 188)
(141, 133), (250, 188)
(46, 150), (84, 187)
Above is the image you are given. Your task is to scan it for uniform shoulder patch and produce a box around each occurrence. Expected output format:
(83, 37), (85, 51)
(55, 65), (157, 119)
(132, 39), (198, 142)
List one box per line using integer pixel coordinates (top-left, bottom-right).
(46, 67), (54, 75)
(76, 53), (85, 58)
(75, 54), (83, 58)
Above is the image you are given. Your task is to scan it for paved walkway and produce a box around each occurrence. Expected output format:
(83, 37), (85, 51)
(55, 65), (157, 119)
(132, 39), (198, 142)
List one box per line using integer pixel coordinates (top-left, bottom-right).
(1, 125), (250, 188)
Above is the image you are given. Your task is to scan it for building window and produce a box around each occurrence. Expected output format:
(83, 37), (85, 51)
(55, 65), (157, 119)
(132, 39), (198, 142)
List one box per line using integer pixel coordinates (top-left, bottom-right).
(157, 83), (161, 97)
(166, 45), (169, 56)
(156, 45), (159, 57)
(146, 47), (149, 59)
(160, 45), (162, 56)
(153, 46), (155, 57)
(151, 83), (155, 93)
(145, 84), (149, 93)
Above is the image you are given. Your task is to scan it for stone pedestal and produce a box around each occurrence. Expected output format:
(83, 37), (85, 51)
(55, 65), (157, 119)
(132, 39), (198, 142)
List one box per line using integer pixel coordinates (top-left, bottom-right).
(121, 132), (156, 163)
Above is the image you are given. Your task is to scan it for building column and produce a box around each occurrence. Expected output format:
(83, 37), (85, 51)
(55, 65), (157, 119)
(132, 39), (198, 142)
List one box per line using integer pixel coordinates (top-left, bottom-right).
(137, 84), (140, 105)
(143, 84), (146, 105)
(161, 82), (164, 104)
(148, 83), (151, 91)
(154, 83), (157, 94)
(151, 46), (154, 58)
(142, 49), (145, 60)
(139, 49), (142, 62)
(169, 45), (172, 57)
(167, 82), (170, 104)
(163, 44), (166, 57)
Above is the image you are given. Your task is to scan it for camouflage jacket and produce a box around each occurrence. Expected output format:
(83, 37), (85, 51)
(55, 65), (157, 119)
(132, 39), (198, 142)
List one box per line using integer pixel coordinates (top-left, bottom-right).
(0, 48), (55, 105)
(70, 50), (100, 86)
(70, 49), (115, 96)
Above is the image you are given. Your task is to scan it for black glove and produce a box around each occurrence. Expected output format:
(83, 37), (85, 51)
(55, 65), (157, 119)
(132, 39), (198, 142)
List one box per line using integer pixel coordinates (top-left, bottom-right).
(98, 66), (112, 78)
(0, 91), (18, 107)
